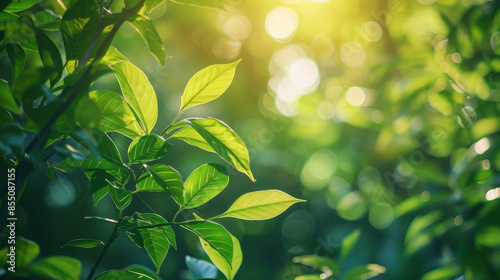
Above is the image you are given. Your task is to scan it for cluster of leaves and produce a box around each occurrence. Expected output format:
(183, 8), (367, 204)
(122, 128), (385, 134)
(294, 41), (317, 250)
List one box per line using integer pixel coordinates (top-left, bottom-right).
(0, 0), (304, 279)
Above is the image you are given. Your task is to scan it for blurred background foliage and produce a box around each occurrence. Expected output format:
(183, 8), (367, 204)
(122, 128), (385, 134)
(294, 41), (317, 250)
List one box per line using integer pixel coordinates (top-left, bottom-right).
(7, 0), (500, 279)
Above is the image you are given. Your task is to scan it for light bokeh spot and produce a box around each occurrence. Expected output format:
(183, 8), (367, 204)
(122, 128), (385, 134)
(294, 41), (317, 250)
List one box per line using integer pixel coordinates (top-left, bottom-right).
(265, 7), (299, 42)
(346, 86), (366, 106)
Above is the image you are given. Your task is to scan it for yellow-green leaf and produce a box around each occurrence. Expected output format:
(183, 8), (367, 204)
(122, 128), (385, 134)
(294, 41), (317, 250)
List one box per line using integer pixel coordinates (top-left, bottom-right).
(201, 233), (242, 280)
(218, 190), (305, 220)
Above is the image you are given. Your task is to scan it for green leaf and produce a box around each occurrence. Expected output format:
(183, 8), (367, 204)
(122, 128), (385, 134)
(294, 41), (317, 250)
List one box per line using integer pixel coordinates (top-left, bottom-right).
(137, 213), (177, 250)
(62, 239), (105, 248)
(217, 190), (305, 220)
(170, 125), (215, 153)
(108, 185), (133, 210)
(187, 118), (254, 181)
(128, 135), (171, 163)
(137, 164), (184, 203)
(293, 255), (339, 275)
(35, 9), (61, 31)
(55, 155), (126, 178)
(124, 264), (163, 280)
(340, 229), (361, 261)
(75, 96), (101, 129)
(341, 264), (385, 280)
(93, 129), (124, 166)
(4, 0), (40, 12)
(185, 255), (218, 279)
(6, 43), (26, 82)
(17, 237), (40, 267)
(0, 80), (20, 114)
(181, 221), (233, 267)
(101, 47), (127, 66)
(144, 0), (166, 13)
(295, 275), (323, 280)
(60, 0), (99, 60)
(0, 123), (25, 157)
(89, 91), (145, 139)
(0, 0), (13, 12)
(169, 0), (225, 10)
(421, 266), (461, 280)
(179, 60), (240, 113)
(135, 219), (170, 273)
(95, 270), (155, 280)
(110, 61), (158, 134)
(26, 256), (82, 280)
(200, 233), (242, 280)
(36, 31), (62, 86)
(128, 15), (165, 66)
(183, 163), (229, 209)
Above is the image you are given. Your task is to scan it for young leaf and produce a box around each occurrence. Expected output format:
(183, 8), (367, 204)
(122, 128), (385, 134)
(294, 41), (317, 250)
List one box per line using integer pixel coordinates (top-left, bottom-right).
(136, 219), (170, 273)
(6, 44), (25, 81)
(89, 91), (145, 139)
(17, 237), (40, 267)
(181, 221), (233, 267)
(188, 118), (255, 181)
(128, 135), (171, 163)
(95, 270), (155, 280)
(340, 229), (361, 261)
(179, 59), (240, 113)
(60, 0), (99, 60)
(183, 163), (229, 209)
(128, 15), (165, 66)
(26, 256), (82, 280)
(137, 213), (177, 249)
(108, 186), (133, 210)
(62, 239), (105, 249)
(110, 61), (158, 134)
(138, 164), (184, 204)
(36, 31), (63, 86)
(185, 255), (218, 280)
(217, 190), (305, 220)
(169, 125), (215, 153)
(200, 233), (242, 280)
(169, 0), (225, 10)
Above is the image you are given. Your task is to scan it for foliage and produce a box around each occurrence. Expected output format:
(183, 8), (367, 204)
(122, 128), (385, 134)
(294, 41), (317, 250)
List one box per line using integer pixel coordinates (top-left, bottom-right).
(0, 0), (304, 279)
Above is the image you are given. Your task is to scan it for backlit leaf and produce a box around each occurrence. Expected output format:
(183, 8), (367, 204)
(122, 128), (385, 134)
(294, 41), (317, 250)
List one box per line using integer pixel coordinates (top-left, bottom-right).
(137, 164), (184, 203)
(108, 186), (132, 210)
(128, 135), (171, 163)
(293, 255), (339, 275)
(169, 0), (225, 10)
(26, 256), (82, 280)
(183, 163), (229, 209)
(137, 213), (177, 250)
(89, 91), (145, 139)
(187, 118), (254, 181)
(179, 60), (240, 113)
(95, 270), (154, 280)
(218, 190), (305, 220)
(128, 15), (165, 66)
(341, 264), (385, 280)
(136, 219), (170, 273)
(200, 233), (242, 280)
(111, 61), (158, 134)
(182, 221), (233, 267)
(169, 125), (215, 153)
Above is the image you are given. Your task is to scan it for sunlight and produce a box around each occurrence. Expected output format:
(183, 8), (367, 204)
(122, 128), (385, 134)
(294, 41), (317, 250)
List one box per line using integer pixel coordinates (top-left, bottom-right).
(346, 86), (366, 106)
(486, 188), (500, 201)
(265, 7), (299, 42)
(289, 57), (320, 91)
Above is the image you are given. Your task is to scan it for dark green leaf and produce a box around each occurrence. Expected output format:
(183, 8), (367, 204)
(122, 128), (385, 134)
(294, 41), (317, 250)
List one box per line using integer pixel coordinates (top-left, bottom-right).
(124, 264), (163, 280)
(0, 123), (25, 157)
(93, 129), (124, 166)
(35, 9), (61, 31)
(95, 270), (154, 280)
(110, 61), (158, 134)
(89, 91), (145, 139)
(128, 15), (165, 66)
(187, 118), (254, 181)
(4, 0), (40, 12)
(26, 256), (82, 280)
(62, 239), (105, 248)
(185, 256), (218, 280)
(181, 221), (233, 267)
(0, 80), (20, 113)
(36, 31), (62, 86)
(6, 43), (25, 82)
(0, 0), (13, 12)
(128, 135), (171, 163)
(60, 0), (99, 60)
(293, 255), (339, 275)
(179, 60), (240, 113)
(135, 219), (171, 273)
(183, 163), (229, 209)
(169, 0), (225, 10)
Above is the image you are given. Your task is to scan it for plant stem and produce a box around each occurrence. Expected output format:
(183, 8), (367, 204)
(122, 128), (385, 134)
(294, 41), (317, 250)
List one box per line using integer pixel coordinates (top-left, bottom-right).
(160, 111), (182, 136)
(172, 206), (184, 223)
(86, 221), (120, 280)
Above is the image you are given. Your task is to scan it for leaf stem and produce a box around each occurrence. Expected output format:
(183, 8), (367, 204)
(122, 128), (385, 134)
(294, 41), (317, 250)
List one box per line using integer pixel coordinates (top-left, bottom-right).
(160, 111), (181, 136)
(86, 220), (121, 280)
(172, 206), (184, 223)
